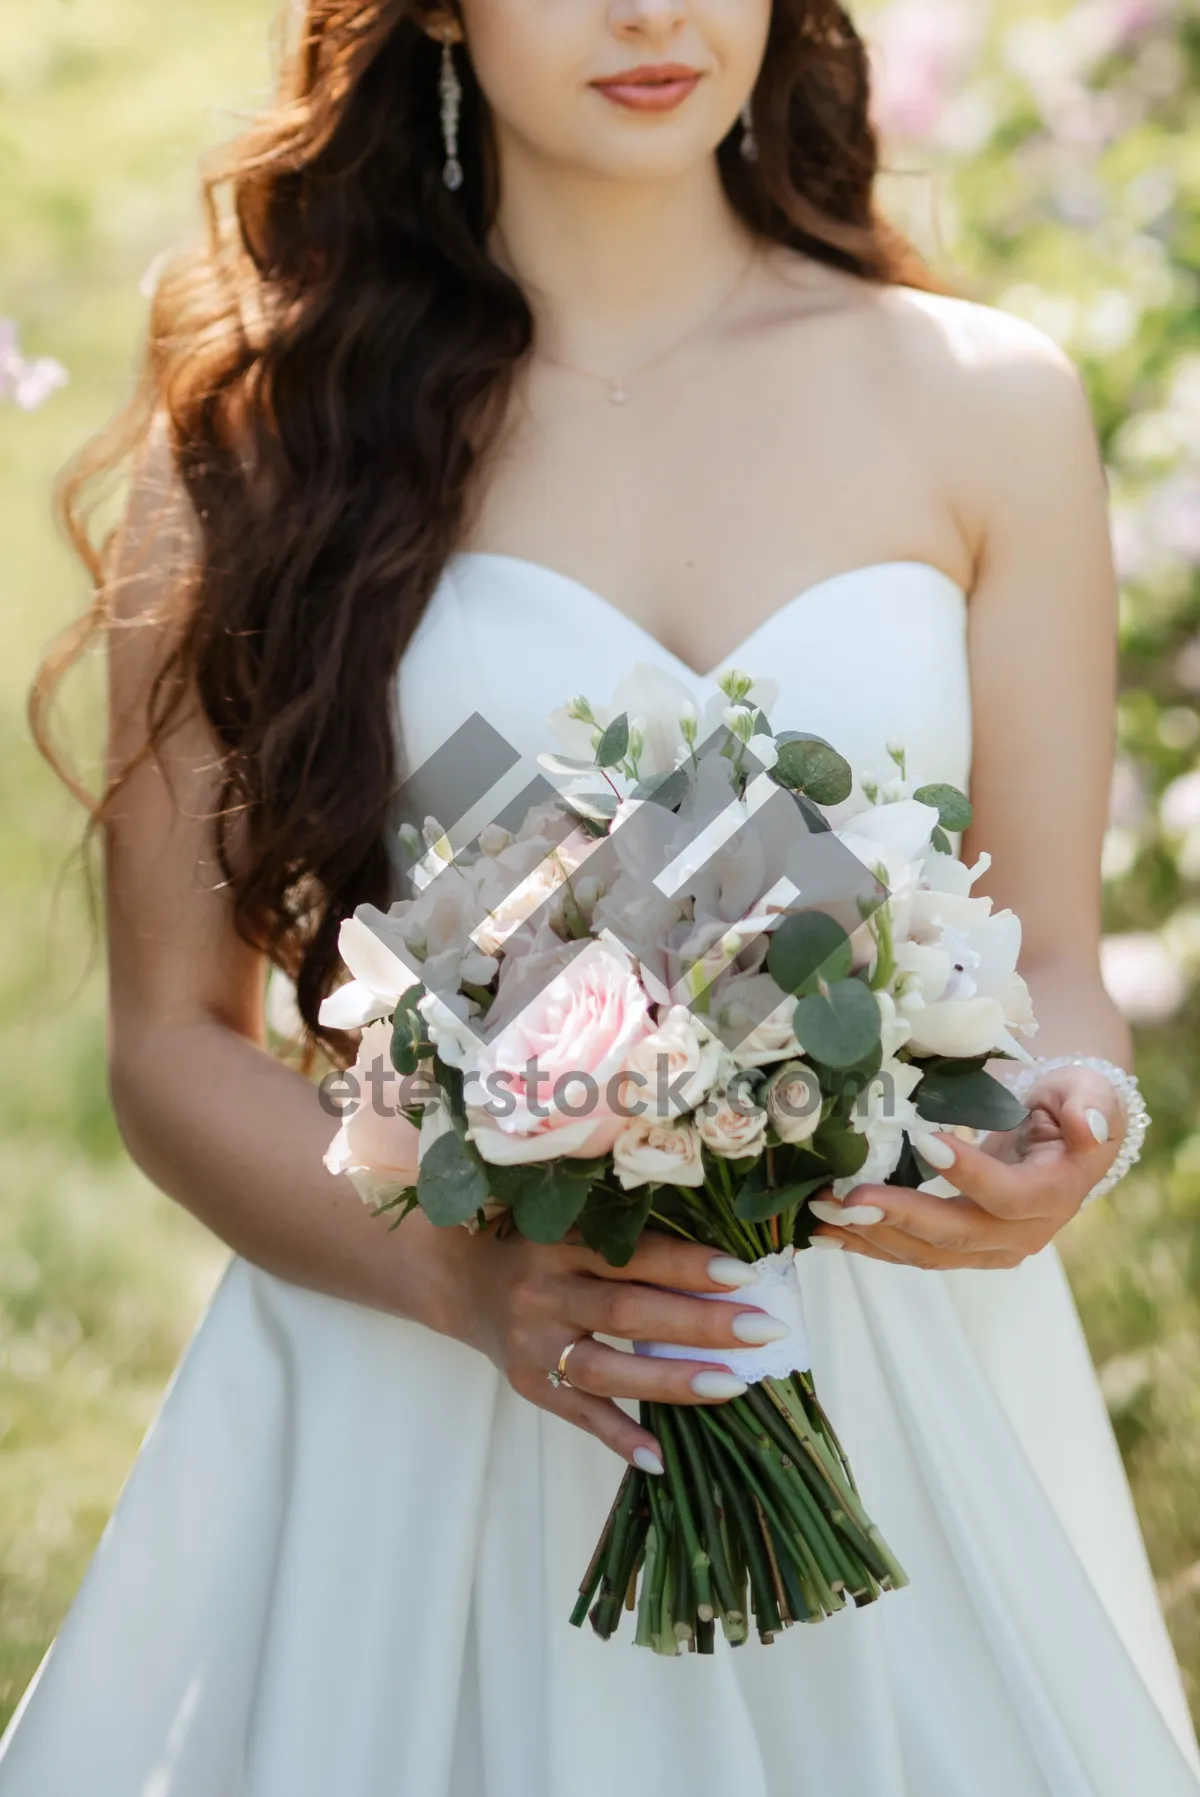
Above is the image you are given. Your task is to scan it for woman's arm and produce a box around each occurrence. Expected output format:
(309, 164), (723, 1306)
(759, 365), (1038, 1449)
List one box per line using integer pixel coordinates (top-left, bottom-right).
(102, 432), (469, 1329)
(810, 304), (1130, 1266)
(102, 430), (789, 1472)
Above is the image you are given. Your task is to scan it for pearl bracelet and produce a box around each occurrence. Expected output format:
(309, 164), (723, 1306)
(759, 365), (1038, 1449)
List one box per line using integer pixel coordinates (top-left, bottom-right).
(995, 1054), (1151, 1206)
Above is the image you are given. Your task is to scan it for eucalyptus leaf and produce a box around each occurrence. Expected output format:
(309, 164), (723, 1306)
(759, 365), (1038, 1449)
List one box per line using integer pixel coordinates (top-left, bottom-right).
(812, 1115), (870, 1177)
(631, 765), (692, 809)
(915, 1066), (1029, 1131)
(577, 1185), (654, 1267)
(794, 978), (881, 1070)
(563, 789), (620, 823)
(767, 911), (852, 995)
(595, 712), (630, 769)
(417, 1128), (491, 1227)
(772, 736), (854, 806)
(735, 1172), (829, 1223)
(913, 782), (974, 833)
(538, 751), (602, 777)
(510, 1165), (593, 1244)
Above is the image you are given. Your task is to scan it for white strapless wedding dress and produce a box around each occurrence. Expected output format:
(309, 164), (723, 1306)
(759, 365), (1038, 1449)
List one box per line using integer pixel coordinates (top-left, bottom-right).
(2, 555), (1197, 1797)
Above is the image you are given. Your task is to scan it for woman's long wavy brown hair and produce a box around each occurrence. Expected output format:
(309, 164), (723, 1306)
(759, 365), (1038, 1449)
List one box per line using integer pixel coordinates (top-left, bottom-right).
(30, 0), (935, 1071)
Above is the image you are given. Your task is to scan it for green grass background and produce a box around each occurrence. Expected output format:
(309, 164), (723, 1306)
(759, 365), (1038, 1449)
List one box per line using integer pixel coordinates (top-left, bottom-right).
(1, 0), (1199, 1735)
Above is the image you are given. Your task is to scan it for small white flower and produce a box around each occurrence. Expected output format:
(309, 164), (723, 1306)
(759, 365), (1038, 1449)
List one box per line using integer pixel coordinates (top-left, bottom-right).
(747, 733), (779, 771)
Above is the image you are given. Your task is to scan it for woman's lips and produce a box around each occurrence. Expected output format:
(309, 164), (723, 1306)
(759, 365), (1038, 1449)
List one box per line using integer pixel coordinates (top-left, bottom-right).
(590, 64), (703, 113)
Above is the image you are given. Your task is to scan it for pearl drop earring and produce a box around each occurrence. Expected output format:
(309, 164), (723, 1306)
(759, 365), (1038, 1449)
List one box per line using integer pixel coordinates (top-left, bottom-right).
(740, 98), (758, 164)
(440, 40), (464, 191)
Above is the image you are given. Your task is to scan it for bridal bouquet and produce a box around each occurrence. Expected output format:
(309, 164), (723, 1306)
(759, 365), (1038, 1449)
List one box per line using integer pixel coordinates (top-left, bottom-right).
(320, 663), (1038, 1652)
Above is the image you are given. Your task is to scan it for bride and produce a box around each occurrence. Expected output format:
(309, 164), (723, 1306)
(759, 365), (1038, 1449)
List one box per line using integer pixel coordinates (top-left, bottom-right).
(6, 1), (1198, 1792)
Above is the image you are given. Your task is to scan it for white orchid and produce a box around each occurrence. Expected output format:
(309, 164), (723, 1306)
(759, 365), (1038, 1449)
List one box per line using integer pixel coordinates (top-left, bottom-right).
(895, 849), (1038, 1059)
(833, 1049), (926, 1199)
(544, 662), (703, 783)
(317, 909), (422, 1031)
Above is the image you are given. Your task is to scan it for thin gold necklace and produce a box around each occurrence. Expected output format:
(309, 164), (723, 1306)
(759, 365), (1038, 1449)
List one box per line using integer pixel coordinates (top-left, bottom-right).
(528, 247), (758, 406)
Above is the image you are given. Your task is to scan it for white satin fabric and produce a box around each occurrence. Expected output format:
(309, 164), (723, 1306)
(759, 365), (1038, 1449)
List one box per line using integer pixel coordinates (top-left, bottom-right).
(2, 554), (1197, 1797)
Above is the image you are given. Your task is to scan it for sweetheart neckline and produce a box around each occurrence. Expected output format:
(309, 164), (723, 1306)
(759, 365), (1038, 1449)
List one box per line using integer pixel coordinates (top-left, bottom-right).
(450, 551), (968, 683)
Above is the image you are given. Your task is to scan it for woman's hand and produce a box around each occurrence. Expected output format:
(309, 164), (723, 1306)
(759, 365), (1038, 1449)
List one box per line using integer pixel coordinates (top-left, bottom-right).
(806, 1062), (1126, 1270)
(440, 1226), (790, 1474)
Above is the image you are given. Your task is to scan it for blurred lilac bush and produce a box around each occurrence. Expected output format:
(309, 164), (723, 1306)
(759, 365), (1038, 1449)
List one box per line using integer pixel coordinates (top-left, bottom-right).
(0, 320), (68, 412)
(864, 0), (1200, 1704)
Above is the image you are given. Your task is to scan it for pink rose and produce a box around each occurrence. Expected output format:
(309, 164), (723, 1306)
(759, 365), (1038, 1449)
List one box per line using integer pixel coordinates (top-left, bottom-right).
(465, 941), (655, 1164)
(323, 1020), (424, 1203)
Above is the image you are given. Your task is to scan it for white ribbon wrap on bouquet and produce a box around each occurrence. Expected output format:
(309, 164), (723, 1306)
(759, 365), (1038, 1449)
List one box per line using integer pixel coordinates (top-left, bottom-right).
(632, 1246), (811, 1384)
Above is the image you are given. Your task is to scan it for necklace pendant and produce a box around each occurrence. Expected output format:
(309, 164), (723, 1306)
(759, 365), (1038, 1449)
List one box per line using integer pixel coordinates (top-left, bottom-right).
(608, 380), (629, 405)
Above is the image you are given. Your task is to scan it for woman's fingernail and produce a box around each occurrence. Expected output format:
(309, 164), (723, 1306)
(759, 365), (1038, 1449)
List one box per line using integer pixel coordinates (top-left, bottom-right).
(808, 1235), (843, 1252)
(633, 1445), (665, 1476)
(809, 1199), (885, 1227)
(706, 1254), (757, 1288)
(731, 1311), (791, 1345)
(1085, 1107), (1109, 1145)
(691, 1370), (748, 1399)
(912, 1129), (957, 1170)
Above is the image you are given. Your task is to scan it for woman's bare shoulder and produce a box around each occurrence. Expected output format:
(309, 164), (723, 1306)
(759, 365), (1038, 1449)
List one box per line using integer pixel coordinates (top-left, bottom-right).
(873, 282), (1094, 434)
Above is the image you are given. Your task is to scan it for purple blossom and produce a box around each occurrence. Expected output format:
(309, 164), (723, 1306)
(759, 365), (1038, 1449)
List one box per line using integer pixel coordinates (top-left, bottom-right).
(868, 0), (984, 144)
(0, 319), (69, 412)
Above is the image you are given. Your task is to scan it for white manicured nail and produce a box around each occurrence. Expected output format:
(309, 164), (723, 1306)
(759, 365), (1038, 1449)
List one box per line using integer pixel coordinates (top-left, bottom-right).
(1085, 1108), (1109, 1145)
(919, 1176), (959, 1199)
(731, 1311), (791, 1345)
(809, 1200), (885, 1227)
(912, 1129), (957, 1170)
(808, 1235), (843, 1251)
(633, 1445), (664, 1476)
(706, 1254), (758, 1288)
(691, 1370), (748, 1400)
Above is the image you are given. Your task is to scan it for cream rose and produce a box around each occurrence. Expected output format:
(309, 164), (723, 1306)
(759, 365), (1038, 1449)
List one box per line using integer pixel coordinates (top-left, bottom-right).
(695, 1083), (769, 1159)
(622, 1005), (723, 1119)
(714, 972), (805, 1069)
(322, 1019), (426, 1205)
(612, 1118), (706, 1190)
(762, 1062), (823, 1145)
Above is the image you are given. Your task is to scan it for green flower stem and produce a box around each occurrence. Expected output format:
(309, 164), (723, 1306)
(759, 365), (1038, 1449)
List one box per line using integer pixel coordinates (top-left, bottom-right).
(722, 1402), (847, 1607)
(672, 1406), (743, 1623)
(704, 1420), (783, 1639)
(740, 1387), (875, 1588)
(655, 1406), (715, 1622)
(705, 1407), (842, 1618)
(634, 1523), (661, 1649)
(569, 1497), (616, 1627)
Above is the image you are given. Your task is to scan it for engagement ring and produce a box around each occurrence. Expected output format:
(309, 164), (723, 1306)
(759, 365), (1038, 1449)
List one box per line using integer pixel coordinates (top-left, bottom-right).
(547, 1338), (586, 1390)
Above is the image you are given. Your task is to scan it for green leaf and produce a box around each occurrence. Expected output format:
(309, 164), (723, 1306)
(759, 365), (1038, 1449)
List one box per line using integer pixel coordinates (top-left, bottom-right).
(595, 713), (630, 768)
(767, 911), (852, 995)
(389, 986), (427, 1076)
(563, 789), (619, 823)
(417, 1127), (491, 1226)
(631, 765), (692, 809)
(577, 1184), (654, 1266)
(913, 783), (974, 833)
(915, 1066), (1029, 1132)
(930, 825), (952, 856)
(772, 736), (853, 806)
(821, 1037), (884, 1102)
(735, 1171), (829, 1222)
(509, 1165), (593, 1244)
(794, 979), (881, 1070)
(812, 1114), (870, 1177)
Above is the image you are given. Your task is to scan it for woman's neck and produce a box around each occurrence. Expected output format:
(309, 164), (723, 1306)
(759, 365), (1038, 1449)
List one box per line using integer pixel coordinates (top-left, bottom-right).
(489, 148), (758, 373)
